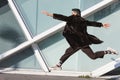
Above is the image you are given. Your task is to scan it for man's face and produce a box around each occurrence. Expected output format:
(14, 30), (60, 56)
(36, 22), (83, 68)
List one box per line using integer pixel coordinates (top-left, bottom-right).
(72, 11), (77, 16)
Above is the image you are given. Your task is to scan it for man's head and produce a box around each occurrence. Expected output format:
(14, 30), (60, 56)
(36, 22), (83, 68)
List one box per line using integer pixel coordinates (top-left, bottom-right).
(72, 8), (81, 16)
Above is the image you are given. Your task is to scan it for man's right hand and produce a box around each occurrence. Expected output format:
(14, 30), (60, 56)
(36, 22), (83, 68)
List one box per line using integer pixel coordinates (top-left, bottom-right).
(41, 10), (53, 17)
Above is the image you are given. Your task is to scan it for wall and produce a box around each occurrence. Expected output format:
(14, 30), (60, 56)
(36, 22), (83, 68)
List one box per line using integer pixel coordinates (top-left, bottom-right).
(0, 0), (120, 72)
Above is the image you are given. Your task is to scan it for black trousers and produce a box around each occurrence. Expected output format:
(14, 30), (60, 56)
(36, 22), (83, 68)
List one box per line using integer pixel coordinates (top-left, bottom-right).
(60, 46), (105, 65)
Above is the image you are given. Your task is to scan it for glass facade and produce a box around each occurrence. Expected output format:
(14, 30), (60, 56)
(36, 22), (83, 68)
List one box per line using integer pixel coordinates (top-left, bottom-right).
(80, 0), (102, 11)
(0, 5), (26, 53)
(77, 1), (120, 71)
(14, 0), (80, 36)
(0, 47), (41, 69)
(39, 1), (120, 71)
(0, 3), (41, 69)
(13, 0), (102, 36)
(0, 0), (120, 75)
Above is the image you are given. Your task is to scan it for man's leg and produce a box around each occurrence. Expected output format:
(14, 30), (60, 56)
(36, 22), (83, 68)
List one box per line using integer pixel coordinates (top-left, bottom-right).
(59, 47), (80, 65)
(51, 46), (118, 70)
(51, 47), (80, 70)
(81, 46), (105, 59)
(81, 46), (118, 60)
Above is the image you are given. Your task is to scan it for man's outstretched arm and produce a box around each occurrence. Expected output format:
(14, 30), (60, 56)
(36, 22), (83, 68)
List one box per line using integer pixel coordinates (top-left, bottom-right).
(41, 10), (69, 21)
(85, 20), (110, 28)
(41, 10), (53, 17)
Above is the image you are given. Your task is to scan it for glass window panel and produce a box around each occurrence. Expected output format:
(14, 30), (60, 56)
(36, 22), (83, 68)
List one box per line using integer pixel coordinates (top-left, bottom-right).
(13, 0), (79, 36)
(0, 0), (8, 8)
(80, 0), (102, 11)
(0, 47), (41, 69)
(0, 4), (26, 54)
(0, 2), (41, 70)
(104, 67), (120, 75)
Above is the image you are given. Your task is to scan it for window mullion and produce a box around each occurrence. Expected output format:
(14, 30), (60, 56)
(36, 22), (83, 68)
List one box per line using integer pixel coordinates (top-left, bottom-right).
(6, 0), (50, 72)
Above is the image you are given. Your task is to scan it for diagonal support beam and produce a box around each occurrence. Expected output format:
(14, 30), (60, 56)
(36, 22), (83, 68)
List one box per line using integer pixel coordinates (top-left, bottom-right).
(5, 0), (50, 72)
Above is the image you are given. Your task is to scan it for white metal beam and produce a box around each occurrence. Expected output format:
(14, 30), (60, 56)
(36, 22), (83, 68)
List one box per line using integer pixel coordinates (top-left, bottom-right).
(7, 0), (32, 40)
(81, 0), (118, 18)
(92, 58), (120, 77)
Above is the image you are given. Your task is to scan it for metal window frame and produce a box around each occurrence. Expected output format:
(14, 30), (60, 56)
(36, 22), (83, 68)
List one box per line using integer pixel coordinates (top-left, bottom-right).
(0, 0), (119, 77)
(5, 0), (50, 72)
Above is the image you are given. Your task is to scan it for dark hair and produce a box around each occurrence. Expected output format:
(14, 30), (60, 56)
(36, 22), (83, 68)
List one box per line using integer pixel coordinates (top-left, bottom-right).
(72, 8), (81, 16)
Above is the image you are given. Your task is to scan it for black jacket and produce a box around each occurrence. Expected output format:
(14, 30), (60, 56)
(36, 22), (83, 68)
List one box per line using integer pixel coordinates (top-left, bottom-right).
(53, 14), (103, 48)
